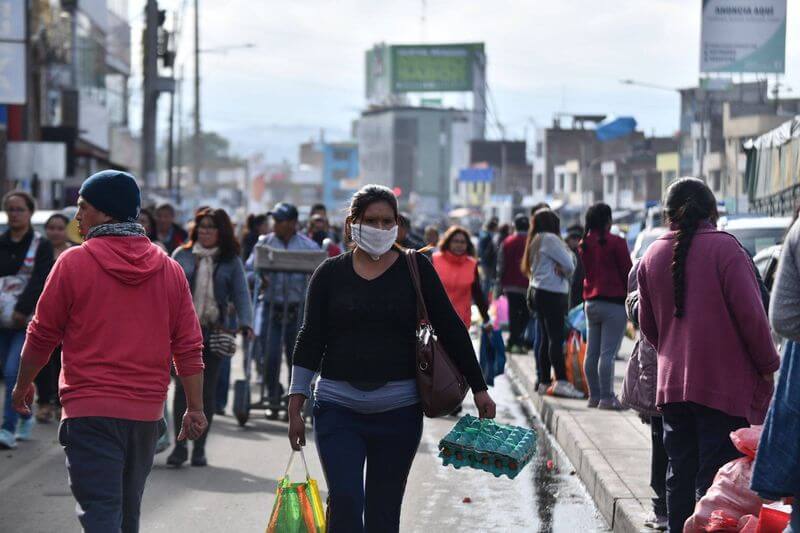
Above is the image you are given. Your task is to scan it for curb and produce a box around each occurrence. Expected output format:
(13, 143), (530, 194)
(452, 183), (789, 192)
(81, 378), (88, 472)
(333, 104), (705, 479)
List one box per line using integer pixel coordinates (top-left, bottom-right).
(506, 355), (651, 533)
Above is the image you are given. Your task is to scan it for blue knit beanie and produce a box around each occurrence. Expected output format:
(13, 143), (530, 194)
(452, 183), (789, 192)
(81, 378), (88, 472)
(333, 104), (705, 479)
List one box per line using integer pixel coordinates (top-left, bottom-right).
(79, 170), (141, 223)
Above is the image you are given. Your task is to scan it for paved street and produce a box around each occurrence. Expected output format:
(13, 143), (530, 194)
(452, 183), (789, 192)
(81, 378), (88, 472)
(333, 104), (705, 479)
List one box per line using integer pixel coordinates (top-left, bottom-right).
(0, 353), (607, 532)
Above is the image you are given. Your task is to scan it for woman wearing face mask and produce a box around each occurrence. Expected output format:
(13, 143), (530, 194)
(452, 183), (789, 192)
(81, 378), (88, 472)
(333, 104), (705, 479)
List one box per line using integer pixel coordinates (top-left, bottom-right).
(287, 185), (496, 533)
(33, 214), (74, 423)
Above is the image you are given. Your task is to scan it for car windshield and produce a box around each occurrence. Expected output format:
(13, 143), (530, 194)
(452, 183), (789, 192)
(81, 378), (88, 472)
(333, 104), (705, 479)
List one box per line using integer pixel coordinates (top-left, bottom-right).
(726, 227), (786, 257)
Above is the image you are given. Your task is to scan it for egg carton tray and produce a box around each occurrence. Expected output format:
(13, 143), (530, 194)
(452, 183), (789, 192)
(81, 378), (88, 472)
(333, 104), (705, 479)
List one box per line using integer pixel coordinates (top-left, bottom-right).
(438, 414), (536, 479)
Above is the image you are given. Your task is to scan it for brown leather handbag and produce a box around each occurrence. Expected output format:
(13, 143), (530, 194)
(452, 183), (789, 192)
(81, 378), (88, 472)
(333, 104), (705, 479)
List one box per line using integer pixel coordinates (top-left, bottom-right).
(405, 250), (469, 418)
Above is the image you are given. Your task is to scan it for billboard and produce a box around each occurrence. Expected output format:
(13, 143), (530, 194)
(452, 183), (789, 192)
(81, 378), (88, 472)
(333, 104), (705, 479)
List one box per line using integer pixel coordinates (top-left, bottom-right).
(700, 0), (786, 73)
(392, 43), (483, 92)
(366, 42), (485, 101)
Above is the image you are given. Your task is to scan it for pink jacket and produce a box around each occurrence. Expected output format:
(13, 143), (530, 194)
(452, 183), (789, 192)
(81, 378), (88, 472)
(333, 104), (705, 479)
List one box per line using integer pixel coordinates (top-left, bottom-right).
(22, 236), (204, 422)
(637, 225), (780, 424)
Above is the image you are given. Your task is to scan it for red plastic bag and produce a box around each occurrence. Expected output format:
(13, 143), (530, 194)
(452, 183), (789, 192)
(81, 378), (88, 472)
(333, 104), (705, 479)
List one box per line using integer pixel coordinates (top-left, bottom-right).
(683, 427), (764, 532)
(705, 509), (740, 531)
(755, 504), (791, 533)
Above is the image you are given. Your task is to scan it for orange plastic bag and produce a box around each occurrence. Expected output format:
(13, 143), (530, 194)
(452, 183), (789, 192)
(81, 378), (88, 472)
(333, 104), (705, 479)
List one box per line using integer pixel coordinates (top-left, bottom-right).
(564, 330), (588, 394)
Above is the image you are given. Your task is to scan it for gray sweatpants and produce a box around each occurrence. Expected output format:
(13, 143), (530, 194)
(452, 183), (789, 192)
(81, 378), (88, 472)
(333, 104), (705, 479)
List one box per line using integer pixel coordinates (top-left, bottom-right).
(584, 300), (627, 400)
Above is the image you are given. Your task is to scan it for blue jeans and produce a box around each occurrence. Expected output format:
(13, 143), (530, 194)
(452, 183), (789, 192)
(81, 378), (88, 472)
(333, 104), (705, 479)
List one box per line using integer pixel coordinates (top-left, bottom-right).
(261, 303), (299, 403)
(584, 300), (627, 400)
(314, 401), (423, 533)
(791, 497), (799, 533)
(59, 417), (162, 533)
(1, 328), (29, 432)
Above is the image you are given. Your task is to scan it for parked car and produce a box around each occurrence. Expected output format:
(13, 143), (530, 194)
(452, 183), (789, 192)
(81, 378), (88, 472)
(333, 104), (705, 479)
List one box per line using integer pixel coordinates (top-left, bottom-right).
(631, 227), (668, 262)
(753, 244), (782, 294)
(717, 216), (792, 257)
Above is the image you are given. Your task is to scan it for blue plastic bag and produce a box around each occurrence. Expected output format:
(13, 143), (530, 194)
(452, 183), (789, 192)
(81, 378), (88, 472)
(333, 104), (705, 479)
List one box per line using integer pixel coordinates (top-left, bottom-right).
(480, 329), (506, 386)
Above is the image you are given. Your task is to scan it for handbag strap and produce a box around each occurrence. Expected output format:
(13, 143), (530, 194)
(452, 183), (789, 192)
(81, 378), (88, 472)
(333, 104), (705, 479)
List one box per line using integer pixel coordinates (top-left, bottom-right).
(284, 449), (311, 480)
(404, 250), (430, 324)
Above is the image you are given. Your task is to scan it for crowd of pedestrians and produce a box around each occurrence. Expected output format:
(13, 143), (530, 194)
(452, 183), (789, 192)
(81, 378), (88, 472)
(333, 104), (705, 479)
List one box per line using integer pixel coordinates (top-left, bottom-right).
(1, 168), (799, 532)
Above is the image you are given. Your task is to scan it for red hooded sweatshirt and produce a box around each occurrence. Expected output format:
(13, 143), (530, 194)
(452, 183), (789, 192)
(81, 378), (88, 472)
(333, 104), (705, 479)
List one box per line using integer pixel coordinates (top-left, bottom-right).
(22, 236), (204, 422)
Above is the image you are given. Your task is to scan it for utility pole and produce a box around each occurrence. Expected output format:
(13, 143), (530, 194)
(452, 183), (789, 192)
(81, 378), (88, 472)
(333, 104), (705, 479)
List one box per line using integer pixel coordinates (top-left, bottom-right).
(141, 1), (175, 194)
(193, 0), (202, 186)
(141, 0), (159, 191)
(176, 66), (184, 205)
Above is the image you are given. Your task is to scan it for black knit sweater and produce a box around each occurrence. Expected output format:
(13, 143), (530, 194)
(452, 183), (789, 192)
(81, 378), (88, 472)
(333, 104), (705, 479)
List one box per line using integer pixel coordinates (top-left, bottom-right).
(292, 251), (487, 392)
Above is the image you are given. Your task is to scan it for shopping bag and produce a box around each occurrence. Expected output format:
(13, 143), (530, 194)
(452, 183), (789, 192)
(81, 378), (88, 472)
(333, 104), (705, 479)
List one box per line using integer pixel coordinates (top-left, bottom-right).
(266, 450), (326, 533)
(564, 330), (589, 395)
(479, 330), (507, 387)
(566, 304), (587, 339)
(491, 295), (509, 330)
(492, 330), (506, 377)
(479, 329), (496, 387)
(438, 414), (536, 480)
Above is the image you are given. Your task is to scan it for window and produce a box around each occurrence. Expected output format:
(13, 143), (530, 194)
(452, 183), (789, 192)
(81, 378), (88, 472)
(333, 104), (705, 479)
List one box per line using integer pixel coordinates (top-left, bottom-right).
(605, 175), (614, 194)
(332, 169), (351, 180)
(535, 173), (543, 190)
(332, 149), (350, 162)
(535, 142), (543, 158)
(571, 173), (578, 193)
(712, 171), (721, 192)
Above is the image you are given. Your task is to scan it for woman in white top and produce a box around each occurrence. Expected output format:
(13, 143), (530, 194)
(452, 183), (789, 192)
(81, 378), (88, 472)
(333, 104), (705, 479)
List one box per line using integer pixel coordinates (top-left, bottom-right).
(522, 209), (584, 399)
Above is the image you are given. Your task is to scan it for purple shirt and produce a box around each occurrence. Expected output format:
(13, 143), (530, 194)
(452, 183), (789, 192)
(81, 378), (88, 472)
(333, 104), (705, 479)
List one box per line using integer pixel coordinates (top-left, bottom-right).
(637, 225), (780, 424)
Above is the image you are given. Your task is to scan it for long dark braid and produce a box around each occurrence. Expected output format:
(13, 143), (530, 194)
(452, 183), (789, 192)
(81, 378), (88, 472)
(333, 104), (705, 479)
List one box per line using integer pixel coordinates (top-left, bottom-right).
(581, 203), (612, 251)
(665, 178), (718, 318)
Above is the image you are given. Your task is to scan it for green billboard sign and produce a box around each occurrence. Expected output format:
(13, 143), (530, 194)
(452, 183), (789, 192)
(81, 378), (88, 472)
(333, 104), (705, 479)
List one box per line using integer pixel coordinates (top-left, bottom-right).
(390, 43), (483, 93)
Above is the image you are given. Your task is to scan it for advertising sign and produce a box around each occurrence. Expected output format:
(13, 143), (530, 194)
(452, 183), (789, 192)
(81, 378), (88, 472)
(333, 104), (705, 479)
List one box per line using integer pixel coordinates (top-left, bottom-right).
(700, 0), (786, 73)
(391, 43), (483, 92)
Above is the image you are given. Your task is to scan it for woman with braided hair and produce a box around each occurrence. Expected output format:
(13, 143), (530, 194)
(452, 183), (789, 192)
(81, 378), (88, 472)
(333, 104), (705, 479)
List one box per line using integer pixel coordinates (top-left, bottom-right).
(637, 178), (780, 532)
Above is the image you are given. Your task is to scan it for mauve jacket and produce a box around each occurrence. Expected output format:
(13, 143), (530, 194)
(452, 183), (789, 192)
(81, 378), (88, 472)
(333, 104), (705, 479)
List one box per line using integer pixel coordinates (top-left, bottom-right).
(621, 259), (659, 417)
(637, 223), (780, 424)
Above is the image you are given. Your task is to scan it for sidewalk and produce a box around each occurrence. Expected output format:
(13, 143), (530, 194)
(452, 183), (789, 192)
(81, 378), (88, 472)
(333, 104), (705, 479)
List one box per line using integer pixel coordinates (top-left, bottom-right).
(506, 337), (654, 533)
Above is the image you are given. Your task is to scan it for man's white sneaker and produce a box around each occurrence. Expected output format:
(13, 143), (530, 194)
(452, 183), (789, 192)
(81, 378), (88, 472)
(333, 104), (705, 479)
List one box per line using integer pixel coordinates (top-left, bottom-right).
(0, 428), (17, 449)
(550, 380), (586, 399)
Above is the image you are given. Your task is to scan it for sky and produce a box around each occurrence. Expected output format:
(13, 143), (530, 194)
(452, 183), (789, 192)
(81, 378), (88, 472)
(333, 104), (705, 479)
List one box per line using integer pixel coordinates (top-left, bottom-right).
(129, 0), (800, 164)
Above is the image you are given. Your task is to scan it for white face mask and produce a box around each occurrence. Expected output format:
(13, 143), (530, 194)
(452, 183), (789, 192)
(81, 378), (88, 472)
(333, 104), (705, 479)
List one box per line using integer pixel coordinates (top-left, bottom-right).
(352, 223), (398, 260)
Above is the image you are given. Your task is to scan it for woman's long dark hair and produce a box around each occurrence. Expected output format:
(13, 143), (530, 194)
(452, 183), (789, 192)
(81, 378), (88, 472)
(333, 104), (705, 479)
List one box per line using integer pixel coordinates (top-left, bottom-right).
(344, 184), (399, 242)
(522, 209), (562, 275)
(439, 225), (476, 257)
(581, 203), (612, 251)
(665, 177), (718, 318)
(183, 207), (241, 261)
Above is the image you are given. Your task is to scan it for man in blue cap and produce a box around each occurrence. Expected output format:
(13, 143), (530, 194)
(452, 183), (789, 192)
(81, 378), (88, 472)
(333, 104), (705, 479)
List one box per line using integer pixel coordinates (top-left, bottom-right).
(11, 170), (207, 532)
(246, 202), (320, 418)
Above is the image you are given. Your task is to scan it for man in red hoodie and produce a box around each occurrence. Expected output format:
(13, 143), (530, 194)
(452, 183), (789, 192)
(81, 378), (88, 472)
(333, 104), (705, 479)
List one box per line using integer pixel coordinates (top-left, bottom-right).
(10, 170), (206, 533)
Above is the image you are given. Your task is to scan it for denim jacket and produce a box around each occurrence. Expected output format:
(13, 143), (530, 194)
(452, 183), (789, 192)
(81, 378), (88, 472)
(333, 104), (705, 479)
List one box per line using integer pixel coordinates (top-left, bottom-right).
(172, 247), (253, 330)
(751, 340), (800, 500)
